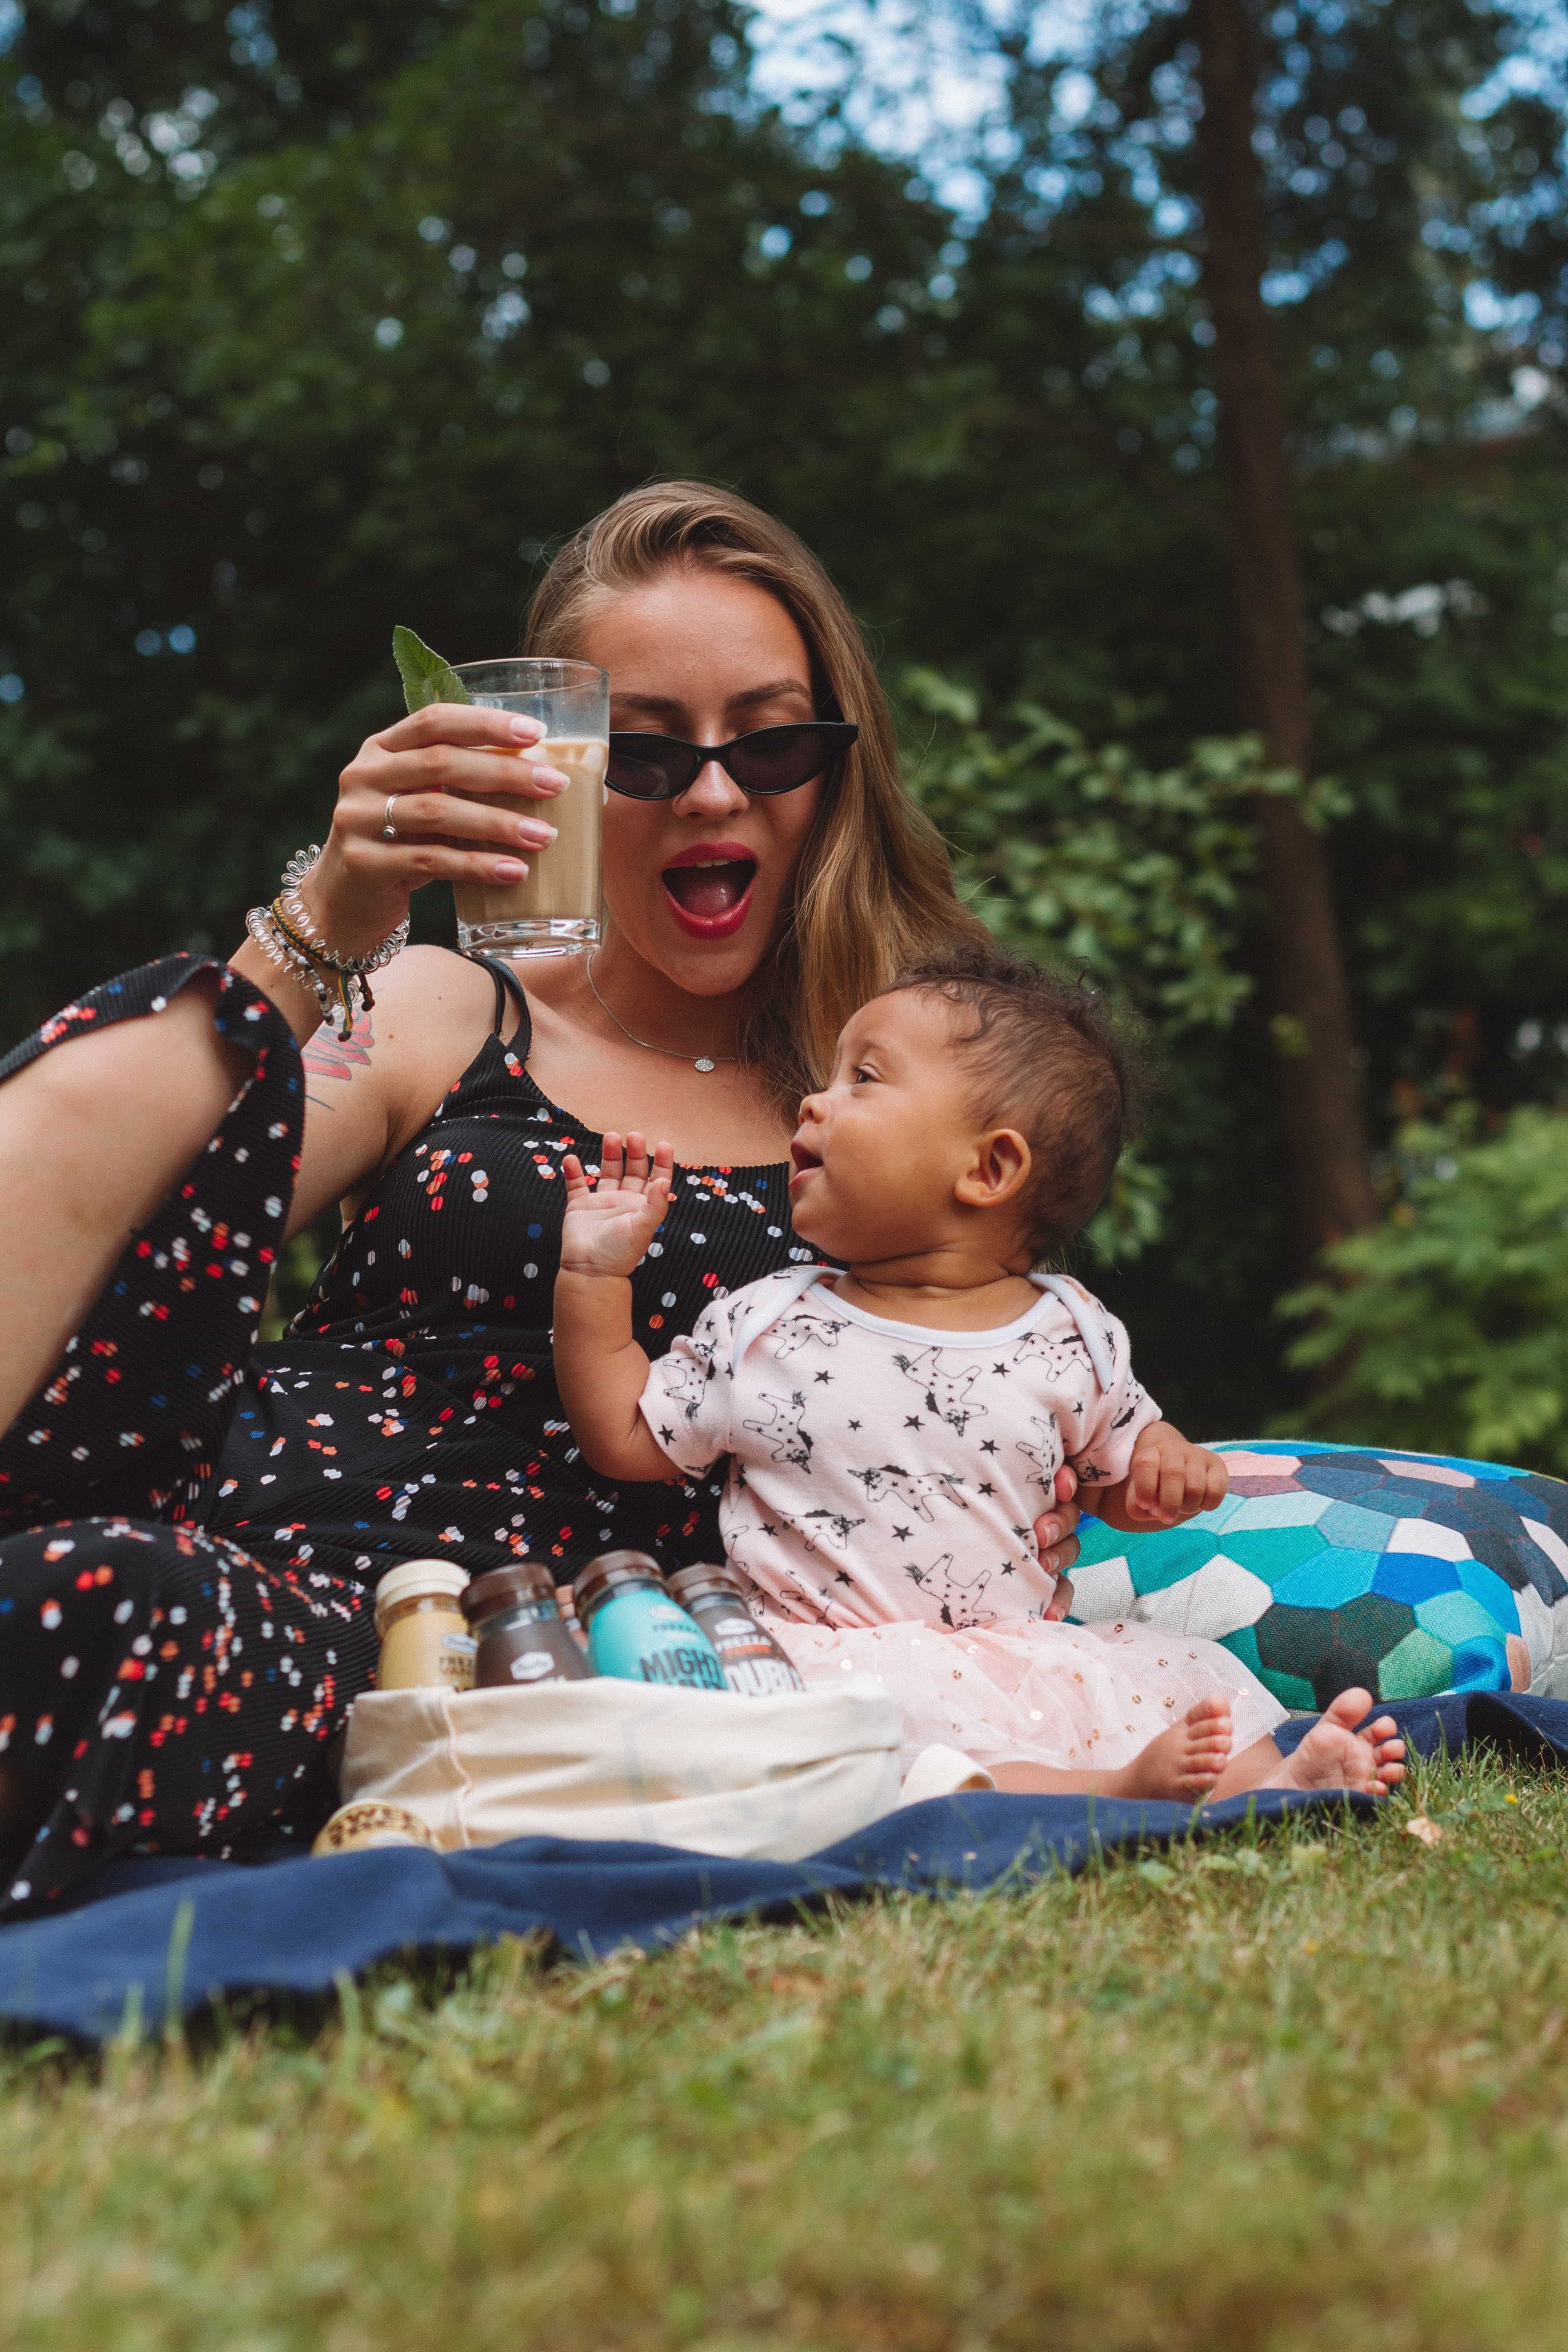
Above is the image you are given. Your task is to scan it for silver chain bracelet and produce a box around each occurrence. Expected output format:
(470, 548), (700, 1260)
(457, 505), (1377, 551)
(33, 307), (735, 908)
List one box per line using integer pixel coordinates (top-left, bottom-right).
(244, 846), (410, 1038)
(278, 846), (409, 975)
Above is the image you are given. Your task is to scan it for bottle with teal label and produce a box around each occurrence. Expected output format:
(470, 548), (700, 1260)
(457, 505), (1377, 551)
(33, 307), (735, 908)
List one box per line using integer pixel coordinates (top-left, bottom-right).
(573, 1550), (727, 1692)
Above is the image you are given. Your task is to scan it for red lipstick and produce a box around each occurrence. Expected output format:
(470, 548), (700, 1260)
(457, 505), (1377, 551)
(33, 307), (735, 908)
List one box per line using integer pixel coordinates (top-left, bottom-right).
(660, 840), (760, 940)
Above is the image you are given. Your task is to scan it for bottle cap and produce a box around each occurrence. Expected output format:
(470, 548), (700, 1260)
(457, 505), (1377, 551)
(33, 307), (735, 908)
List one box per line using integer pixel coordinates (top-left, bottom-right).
(374, 1559), (471, 1636)
(667, 1563), (750, 1609)
(573, 1548), (666, 1629)
(461, 1562), (559, 1627)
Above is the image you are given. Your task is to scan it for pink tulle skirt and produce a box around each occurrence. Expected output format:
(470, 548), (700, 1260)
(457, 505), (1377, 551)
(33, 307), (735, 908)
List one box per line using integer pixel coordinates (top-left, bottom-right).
(771, 1617), (1289, 1778)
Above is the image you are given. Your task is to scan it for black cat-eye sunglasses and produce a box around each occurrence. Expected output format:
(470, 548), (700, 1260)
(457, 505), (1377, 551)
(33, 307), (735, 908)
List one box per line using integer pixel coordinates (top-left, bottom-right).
(605, 720), (859, 802)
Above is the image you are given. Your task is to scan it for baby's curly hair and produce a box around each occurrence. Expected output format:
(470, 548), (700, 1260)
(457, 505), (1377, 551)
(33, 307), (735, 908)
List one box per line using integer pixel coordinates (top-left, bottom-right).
(889, 943), (1148, 1262)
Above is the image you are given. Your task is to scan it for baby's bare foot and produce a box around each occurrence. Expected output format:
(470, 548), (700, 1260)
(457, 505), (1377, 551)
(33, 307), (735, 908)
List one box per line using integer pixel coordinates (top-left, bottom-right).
(1268, 1687), (1406, 1796)
(1115, 1694), (1234, 1801)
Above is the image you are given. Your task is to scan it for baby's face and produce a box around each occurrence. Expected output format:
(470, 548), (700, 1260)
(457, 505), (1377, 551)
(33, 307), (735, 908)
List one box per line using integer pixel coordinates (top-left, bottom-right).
(787, 990), (989, 1264)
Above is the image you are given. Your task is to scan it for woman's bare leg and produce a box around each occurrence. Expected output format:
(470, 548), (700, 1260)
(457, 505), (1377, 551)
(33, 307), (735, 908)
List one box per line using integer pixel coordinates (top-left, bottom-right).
(0, 973), (249, 1434)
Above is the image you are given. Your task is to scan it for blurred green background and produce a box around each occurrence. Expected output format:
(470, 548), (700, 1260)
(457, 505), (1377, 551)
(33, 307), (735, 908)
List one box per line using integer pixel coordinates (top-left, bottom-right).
(3, 0), (1567, 1449)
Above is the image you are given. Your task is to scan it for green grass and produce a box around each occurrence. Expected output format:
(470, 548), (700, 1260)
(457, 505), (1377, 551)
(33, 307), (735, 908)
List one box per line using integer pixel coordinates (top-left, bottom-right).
(5, 1748), (1568, 2349)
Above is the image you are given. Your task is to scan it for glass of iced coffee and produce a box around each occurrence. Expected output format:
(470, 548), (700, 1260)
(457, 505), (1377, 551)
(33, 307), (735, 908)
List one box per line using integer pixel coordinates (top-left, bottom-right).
(448, 658), (608, 957)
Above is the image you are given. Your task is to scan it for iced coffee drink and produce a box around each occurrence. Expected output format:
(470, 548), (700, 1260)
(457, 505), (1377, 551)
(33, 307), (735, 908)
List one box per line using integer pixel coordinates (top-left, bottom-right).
(448, 658), (609, 957)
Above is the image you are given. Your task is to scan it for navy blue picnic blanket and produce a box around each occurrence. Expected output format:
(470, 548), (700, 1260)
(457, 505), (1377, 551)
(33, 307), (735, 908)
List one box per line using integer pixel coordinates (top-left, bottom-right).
(0, 1690), (1561, 2045)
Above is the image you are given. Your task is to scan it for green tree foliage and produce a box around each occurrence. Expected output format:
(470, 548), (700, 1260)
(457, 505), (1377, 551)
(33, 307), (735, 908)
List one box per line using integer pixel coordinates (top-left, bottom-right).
(898, 668), (1336, 1271)
(906, 0), (1568, 1422)
(903, 672), (1261, 1256)
(902, 666), (1318, 1032)
(1280, 1105), (1568, 1473)
(0, 0), (956, 1024)
(923, 0), (1568, 1121)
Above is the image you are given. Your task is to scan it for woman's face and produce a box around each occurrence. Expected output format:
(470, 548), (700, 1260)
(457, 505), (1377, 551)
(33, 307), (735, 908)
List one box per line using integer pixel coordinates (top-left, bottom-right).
(573, 568), (825, 999)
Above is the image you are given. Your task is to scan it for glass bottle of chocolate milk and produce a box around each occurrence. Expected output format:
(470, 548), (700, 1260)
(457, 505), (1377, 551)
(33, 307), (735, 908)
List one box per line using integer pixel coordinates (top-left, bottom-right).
(448, 658), (609, 958)
(462, 1563), (594, 1687)
(666, 1566), (806, 1697)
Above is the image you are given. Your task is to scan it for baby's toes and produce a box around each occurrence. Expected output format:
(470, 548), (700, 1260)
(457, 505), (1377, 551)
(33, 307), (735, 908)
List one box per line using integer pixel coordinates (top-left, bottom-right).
(1188, 1740), (1231, 1774)
(1184, 1708), (1230, 1740)
(1320, 1687), (1374, 1734)
(1330, 1729), (1379, 1792)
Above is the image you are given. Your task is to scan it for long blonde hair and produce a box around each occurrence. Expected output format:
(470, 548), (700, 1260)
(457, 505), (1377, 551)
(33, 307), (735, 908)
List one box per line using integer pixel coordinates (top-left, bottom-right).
(524, 480), (985, 1108)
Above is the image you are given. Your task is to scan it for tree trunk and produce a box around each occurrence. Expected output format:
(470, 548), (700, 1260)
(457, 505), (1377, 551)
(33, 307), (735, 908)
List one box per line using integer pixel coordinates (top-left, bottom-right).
(1191, 0), (1378, 1254)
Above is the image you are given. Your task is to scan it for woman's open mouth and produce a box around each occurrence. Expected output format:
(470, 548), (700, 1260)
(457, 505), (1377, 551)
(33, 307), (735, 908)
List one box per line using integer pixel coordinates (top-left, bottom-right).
(661, 843), (759, 939)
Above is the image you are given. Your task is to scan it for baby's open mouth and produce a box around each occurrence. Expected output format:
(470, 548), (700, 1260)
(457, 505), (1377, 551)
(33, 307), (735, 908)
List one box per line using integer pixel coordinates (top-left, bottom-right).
(661, 857), (758, 919)
(789, 1141), (823, 1177)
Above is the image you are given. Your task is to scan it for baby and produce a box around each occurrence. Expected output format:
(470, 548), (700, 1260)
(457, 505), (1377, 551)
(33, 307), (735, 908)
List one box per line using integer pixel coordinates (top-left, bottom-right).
(553, 944), (1405, 1803)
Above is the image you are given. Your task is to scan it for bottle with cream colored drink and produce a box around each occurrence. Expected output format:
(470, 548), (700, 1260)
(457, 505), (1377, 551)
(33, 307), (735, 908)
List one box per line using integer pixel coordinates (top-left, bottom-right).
(448, 658), (609, 958)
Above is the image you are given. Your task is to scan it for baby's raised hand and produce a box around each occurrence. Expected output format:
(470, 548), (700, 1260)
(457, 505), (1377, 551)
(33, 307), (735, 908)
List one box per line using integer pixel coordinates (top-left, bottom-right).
(1122, 1425), (1229, 1530)
(559, 1132), (674, 1279)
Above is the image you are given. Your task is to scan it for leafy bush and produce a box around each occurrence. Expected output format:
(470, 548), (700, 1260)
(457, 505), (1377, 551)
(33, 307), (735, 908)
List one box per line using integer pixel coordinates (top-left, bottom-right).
(898, 670), (1331, 1261)
(900, 669), (1325, 1028)
(1279, 1107), (1568, 1474)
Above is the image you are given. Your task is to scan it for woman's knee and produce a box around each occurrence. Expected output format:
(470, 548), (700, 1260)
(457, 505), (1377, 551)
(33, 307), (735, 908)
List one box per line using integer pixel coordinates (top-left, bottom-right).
(0, 1519), (200, 1637)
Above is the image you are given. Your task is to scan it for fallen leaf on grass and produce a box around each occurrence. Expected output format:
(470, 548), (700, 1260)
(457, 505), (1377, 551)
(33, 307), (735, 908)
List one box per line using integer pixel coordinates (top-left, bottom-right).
(1403, 1814), (1444, 1848)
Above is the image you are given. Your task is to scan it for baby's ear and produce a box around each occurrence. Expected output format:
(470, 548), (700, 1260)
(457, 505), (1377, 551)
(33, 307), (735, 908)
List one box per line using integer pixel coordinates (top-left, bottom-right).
(955, 1127), (1032, 1212)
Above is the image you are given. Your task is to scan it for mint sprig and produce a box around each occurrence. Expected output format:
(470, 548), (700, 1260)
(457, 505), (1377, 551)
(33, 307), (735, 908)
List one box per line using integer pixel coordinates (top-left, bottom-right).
(393, 624), (470, 711)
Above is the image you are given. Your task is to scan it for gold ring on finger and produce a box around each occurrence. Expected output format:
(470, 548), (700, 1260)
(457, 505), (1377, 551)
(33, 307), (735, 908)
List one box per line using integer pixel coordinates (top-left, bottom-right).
(382, 794), (402, 842)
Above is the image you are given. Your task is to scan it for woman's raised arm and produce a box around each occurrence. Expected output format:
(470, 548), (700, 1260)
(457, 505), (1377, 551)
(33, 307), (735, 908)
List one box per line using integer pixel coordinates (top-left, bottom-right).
(229, 698), (572, 1230)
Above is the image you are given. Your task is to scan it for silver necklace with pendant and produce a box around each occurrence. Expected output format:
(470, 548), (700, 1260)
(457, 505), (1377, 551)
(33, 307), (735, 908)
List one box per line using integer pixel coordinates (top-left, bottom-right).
(586, 952), (740, 1076)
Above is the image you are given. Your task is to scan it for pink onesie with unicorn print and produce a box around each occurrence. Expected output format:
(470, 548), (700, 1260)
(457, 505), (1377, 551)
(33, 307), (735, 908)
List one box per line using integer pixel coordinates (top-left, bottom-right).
(639, 1264), (1288, 1775)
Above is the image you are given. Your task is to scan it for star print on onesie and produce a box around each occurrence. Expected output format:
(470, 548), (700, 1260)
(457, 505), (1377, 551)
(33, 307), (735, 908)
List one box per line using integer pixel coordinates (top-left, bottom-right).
(637, 1265), (1161, 1632)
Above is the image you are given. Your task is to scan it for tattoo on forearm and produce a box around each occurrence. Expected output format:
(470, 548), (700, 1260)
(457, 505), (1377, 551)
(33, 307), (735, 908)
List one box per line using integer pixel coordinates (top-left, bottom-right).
(304, 1013), (374, 1112)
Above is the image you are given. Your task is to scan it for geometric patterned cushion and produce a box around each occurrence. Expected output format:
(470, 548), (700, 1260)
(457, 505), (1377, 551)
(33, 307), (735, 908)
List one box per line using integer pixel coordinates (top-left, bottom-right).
(1070, 1441), (1568, 1710)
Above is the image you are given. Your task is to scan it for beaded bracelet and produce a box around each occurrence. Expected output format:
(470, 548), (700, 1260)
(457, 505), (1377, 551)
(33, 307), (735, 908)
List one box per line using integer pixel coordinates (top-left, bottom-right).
(244, 845), (410, 1038)
(245, 904), (358, 1037)
(278, 846), (409, 982)
(269, 900), (364, 1033)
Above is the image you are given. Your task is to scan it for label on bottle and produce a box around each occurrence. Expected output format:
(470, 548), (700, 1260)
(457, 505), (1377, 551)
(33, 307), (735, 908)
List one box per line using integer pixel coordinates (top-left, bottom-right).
(589, 1588), (726, 1690)
(683, 1600), (807, 1696)
(438, 1629), (478, 1690)
(638, 1643), (727, 1691)
(509, 1650), (561, 1683)
(721, 1654), (807, 1698)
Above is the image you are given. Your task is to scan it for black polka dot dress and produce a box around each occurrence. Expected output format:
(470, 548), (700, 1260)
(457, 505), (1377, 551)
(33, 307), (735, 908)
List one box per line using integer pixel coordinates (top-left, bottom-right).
(0, 955), (808, 1914)
(211, 960), (808, 1584)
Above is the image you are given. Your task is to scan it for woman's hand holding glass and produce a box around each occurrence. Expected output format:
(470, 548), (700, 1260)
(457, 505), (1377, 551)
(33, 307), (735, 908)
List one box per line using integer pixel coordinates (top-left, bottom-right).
(297, 703), (573, 954)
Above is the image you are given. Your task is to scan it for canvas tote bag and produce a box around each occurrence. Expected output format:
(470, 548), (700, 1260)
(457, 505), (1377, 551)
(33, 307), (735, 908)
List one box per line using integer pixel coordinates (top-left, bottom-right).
(335, 1674), (945, 1863)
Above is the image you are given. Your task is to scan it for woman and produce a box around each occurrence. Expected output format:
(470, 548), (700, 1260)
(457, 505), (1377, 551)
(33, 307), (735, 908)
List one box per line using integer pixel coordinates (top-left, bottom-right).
(0, 481), (1084, 1911)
